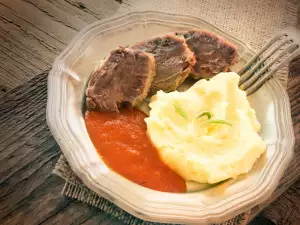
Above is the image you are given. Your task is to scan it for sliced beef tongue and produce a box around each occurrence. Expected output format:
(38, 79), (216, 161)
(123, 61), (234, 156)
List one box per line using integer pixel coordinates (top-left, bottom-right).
(176, 30), (237, 79)
(131, 34), (196, 94)
(86, 47), (156, 112)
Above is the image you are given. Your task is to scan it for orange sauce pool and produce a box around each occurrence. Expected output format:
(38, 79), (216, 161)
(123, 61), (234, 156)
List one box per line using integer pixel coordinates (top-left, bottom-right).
(85, 108), (186, 193)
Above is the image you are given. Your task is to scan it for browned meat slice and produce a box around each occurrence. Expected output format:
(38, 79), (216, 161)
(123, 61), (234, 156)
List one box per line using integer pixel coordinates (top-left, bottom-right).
(131, 34), (195, 94)
(86, 48), (156, 112)
(176, 30), (237, 79)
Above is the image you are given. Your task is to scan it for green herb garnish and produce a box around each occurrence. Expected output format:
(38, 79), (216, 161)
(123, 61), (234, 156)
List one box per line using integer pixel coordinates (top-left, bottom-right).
(173, 101), (188, 121)
(196, 111), (212, 120)
(205, 119), (232, 126)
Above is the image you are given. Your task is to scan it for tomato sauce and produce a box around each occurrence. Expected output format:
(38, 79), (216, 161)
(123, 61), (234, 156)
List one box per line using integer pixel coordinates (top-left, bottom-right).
(85, 108), (186, 193)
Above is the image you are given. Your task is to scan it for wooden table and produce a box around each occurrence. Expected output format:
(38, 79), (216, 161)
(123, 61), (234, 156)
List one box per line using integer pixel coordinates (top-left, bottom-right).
(0, 0), (133, 97)
(0, 1), (300, 224)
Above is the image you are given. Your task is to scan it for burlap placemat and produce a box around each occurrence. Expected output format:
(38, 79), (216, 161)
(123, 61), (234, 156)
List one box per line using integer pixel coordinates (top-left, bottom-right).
(53, 156), (250, 225)
(52, 1), (298, 224)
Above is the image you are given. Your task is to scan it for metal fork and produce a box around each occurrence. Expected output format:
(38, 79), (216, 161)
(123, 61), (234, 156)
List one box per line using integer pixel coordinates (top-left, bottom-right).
(238, 26), (300, 95)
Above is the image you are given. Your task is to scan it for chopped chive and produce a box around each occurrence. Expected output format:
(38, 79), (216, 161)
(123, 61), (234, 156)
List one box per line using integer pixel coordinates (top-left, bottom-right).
(196, 111), (212, 120)
(173, 102), (188, 121)
(206, 119), (232, 126)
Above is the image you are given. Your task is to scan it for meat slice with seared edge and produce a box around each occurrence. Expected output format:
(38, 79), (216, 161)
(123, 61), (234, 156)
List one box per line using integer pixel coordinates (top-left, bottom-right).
(176, 30), (237, 79)
(132, 34), (196, 94)
(86, 47), (156, 112)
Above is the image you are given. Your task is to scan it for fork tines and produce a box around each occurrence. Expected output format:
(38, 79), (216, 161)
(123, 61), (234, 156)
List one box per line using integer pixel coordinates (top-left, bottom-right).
(238, 26), (300, 95)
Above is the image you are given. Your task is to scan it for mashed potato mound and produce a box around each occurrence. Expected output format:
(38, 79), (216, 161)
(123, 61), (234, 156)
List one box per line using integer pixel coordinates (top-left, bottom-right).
(145, 72), (266, 184)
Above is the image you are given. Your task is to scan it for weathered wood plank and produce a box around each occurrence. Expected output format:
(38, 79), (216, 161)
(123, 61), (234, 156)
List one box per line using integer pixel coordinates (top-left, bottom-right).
(0, 0), (297, 98)
(0, 0), (124, 96)
(81, 213), (126, 225)
(38, 201), (103, 225)
(0, 1), (299, 224)
(2, 0), (78, 46)
(40, 202), (125, 225)
(246, 56), (300, 225)
(0, 64), (299, 224)
(0, 72), (122, 225)
(262, 179), (300, 225)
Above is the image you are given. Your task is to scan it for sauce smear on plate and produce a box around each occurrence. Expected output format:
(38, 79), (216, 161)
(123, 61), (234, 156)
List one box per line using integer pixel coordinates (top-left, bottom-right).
(85, 108), (186, 193)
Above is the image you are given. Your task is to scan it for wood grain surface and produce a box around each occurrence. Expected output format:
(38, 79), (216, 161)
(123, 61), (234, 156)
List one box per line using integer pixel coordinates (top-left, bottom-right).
(0, 0), (134, 97)
(247, 56), (300, 225)
(0, 0), (299, 224)
(0, 72), (126, 225)
(0, 60), (299, 225)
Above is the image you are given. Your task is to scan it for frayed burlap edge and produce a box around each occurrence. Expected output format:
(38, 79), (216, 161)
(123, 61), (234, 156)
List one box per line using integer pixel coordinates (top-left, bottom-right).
(52, 154), (250, 225)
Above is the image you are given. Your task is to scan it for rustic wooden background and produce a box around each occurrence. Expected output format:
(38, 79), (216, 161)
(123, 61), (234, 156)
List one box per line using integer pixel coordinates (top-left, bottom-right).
(0, 0), (299, 225)
(0, 0), (133, 97)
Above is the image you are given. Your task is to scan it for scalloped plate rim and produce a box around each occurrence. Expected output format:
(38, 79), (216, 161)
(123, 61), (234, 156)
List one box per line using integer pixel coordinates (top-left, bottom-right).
(46, 10), (295, 224)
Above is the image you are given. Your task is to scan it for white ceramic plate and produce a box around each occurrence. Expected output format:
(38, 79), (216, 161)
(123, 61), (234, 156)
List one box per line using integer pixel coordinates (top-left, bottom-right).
(46, 10), (295, 224)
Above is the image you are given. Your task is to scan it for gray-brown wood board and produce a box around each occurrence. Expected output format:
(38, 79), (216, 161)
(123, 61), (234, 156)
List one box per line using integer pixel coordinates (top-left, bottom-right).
(247, 57), (300, 225)
(0, 0), (299, 98)
(0, 0), (299, 224)
(0, 0), (133, 97)
(0, 71), (126, 225)
(0, 58), (299, 224)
